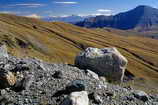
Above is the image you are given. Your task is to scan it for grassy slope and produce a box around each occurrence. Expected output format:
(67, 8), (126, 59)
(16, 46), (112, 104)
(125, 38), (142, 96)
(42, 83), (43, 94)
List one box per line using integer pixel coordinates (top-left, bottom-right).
(0, 14), (158, 93)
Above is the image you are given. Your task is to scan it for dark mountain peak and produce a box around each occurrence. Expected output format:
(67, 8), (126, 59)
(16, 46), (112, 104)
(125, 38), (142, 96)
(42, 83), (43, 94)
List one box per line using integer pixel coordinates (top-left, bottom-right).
(76, 5), (158, 30)
(135, 5), (153, 9)
(132, 5), (158, 14)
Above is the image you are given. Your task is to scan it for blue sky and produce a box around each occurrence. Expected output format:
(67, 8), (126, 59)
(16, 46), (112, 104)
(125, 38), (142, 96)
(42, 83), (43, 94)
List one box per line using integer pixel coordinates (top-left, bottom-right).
(0, 0), (158, 18)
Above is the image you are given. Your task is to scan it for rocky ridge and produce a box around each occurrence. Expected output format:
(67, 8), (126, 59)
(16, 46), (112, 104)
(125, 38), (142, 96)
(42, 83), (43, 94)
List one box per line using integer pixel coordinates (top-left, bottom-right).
(76, 5), (158, 34)
(0, 45), (157, 105)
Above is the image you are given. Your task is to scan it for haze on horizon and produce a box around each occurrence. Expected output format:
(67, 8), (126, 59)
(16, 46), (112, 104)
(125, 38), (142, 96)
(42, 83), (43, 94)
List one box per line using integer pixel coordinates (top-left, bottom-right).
(0, 0), (158, 18)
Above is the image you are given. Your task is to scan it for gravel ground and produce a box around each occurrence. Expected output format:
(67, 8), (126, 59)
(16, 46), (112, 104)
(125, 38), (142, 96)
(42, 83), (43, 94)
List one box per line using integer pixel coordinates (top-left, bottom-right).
(0, 55), (157, 105)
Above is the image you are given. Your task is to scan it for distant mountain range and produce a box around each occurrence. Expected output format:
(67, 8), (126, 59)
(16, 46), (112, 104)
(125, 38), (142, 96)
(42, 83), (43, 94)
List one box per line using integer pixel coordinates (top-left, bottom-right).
(42, 15), (91, 23)
(76, 5), (158, 34)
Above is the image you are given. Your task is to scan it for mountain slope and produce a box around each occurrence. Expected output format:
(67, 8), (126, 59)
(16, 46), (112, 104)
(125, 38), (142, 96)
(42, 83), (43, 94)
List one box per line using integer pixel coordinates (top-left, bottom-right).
(0, 13), (158, 92)
(76, 5), (158, 32)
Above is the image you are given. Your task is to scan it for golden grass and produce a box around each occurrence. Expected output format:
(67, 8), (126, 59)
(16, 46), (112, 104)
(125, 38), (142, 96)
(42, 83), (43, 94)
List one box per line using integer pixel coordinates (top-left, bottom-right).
(0, 13), (158, 93)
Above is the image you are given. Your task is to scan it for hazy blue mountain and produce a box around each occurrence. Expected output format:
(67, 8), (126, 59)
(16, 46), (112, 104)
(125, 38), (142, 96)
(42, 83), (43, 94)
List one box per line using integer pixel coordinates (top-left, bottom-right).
(76, 5), (158, 32)
(42, 15), (91, 23)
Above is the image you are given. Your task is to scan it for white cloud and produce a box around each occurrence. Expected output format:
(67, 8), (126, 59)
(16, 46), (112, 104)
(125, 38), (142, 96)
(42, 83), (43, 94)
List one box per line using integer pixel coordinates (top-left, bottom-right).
(7, 3), (45, 8)
(26, 14), (41, 19)
(78, 13), (112, 17)
(0, 11), (42, 19)
(0, 11), (23, 15)
(97, 9), (112, 12)
(54, 2), (78, 4)
(93, 13), (112, 16)
(95, 9), (113, 16)
(0, 11), (13, 14)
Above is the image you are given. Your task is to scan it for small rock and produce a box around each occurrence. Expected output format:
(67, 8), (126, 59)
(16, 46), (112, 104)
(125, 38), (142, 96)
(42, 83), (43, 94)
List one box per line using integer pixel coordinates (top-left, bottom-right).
(106, 91), (115, 97)
(89, 92), (103, 104)
(0, 45), (8, 59)
(0, 70), (16, 89)
(99, 76), (107, 82)
(87, 69), (99, 80)
(97, 76), (108, 89)
(61, 91), (89, 105)
(12, 64), (29, 72)
(1, 89), (6, 95)
(122, 96), (134, 101)
(37, 62), (46, 71)
(11, 74), (33, 92)
(4, 64), (14, 71)
(133, 90), (149, 102)
(66, 80), (85, 92)
(52, 71), (63, 79)
(123, 86), (133, 90)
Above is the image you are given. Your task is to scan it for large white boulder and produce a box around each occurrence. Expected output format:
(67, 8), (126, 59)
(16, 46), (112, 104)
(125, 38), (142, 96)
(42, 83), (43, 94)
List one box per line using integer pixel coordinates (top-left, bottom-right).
(75, 47), (128, 82)
(61, 91), (89, 105)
